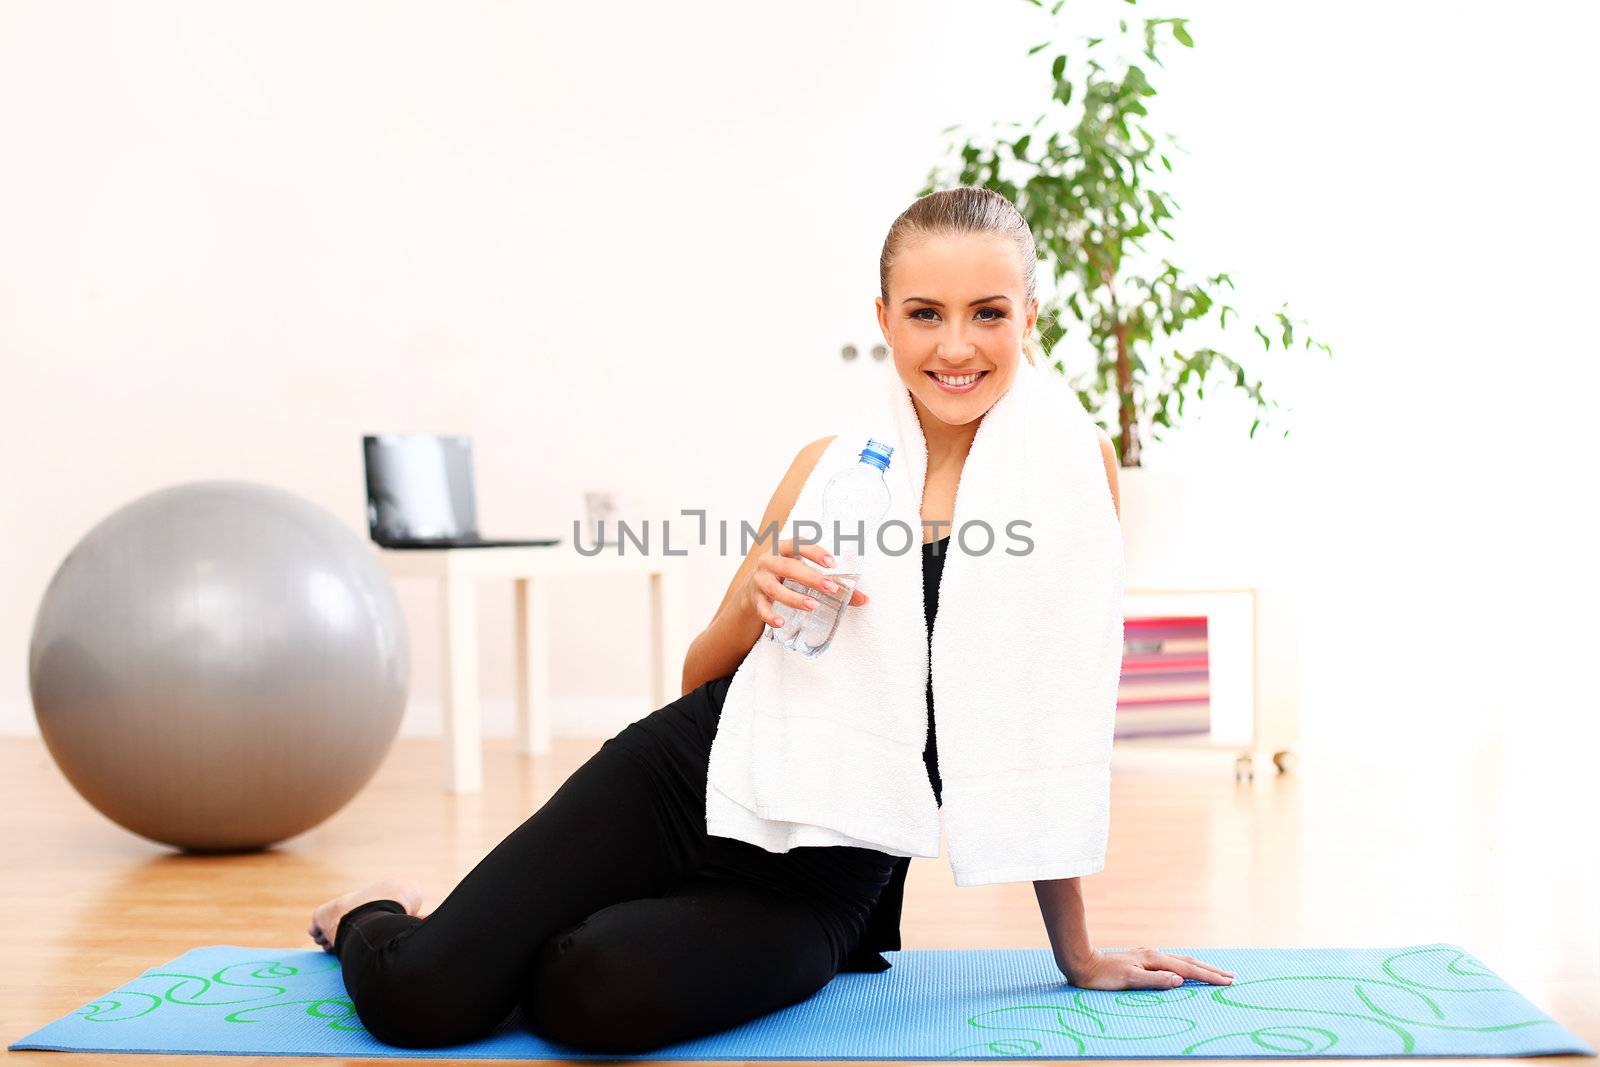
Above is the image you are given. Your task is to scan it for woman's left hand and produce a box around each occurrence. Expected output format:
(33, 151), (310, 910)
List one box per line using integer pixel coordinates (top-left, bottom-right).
(1063, 947), (1234, 990)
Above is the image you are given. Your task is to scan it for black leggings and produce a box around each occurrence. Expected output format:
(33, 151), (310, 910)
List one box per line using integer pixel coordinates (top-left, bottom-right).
(333, 674), (900, 1053)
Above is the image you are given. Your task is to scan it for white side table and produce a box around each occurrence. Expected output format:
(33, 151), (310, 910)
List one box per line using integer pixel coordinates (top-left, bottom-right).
(377, 545), (692, 794)
(1120, 584), (1300, 780)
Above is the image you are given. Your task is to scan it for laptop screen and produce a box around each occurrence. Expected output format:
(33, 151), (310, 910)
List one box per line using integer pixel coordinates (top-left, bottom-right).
(363, 434), (480, 542)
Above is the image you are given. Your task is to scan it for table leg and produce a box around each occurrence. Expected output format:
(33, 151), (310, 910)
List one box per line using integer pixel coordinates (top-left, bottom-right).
(514, 576), (552, 756)
(440, 575), (483, 794)
(649, 567), (689, 708)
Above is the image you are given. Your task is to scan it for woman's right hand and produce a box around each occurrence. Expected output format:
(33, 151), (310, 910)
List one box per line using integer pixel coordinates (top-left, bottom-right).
(746, 538), (869, 629)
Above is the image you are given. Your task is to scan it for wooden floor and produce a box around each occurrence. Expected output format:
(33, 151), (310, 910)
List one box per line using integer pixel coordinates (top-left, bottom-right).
(2, 731), (1594, 1066)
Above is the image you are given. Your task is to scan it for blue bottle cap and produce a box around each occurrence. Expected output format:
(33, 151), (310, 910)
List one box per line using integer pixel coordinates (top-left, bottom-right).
(859, 438), (893, 471)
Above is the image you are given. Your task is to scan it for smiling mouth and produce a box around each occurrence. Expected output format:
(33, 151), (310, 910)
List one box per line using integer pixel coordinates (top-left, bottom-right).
(927, 370), (988, 393)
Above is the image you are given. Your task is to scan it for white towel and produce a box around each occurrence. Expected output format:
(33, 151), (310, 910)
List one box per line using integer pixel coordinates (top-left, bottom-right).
(705, 356), (1125, 886)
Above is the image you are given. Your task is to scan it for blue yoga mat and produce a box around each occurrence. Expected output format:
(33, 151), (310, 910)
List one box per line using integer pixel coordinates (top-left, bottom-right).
(10, 942), (1592, 1059)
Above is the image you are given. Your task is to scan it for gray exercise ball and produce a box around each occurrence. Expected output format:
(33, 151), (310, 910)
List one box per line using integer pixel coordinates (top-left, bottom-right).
(29, 480), (410, 852)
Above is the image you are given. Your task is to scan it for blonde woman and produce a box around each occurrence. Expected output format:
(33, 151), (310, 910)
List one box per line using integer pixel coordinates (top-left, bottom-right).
(308, 187), (1233, 1053)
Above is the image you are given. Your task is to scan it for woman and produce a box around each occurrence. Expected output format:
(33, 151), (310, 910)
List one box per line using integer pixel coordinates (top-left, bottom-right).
(307, 187), (1234, 1053)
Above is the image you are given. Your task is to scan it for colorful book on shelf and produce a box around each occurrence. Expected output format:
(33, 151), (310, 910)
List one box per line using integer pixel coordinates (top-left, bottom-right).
(1116, 614), (1211, 737)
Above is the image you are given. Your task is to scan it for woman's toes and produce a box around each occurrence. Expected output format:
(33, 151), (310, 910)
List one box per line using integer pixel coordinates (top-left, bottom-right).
(311, 891), (357, 945)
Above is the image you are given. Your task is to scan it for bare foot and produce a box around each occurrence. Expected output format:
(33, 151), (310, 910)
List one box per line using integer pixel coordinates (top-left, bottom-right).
(308, 876), (424, 954)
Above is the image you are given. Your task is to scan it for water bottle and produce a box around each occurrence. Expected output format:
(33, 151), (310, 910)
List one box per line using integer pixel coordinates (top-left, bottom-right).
(765, 438), (894, 657)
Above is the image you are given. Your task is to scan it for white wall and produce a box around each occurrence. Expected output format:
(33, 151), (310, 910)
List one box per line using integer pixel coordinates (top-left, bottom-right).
(1144, 0), (1600, 760)
(2, 0), (1595, 761)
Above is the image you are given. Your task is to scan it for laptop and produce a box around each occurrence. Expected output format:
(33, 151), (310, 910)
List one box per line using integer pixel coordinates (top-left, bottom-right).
(362, 433), (562, 549)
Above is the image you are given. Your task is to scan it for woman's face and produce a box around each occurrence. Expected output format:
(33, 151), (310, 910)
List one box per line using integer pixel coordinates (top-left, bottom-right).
(875, 231), (1039, 429)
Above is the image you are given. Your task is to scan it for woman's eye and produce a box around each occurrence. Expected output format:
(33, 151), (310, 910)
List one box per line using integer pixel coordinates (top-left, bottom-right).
(911, 308), (1006, 322)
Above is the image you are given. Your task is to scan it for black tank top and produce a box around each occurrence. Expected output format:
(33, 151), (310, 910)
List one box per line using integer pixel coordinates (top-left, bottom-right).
(919, 535), (948, 804)
(840, 533), (948, 972)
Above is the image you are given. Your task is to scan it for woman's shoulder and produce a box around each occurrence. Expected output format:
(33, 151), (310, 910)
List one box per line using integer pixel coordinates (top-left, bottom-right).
(784, 434), (836, 485)
(750, 436), (840, 549)
(800, 435), (837, 463)
(780, 436), (839, 498)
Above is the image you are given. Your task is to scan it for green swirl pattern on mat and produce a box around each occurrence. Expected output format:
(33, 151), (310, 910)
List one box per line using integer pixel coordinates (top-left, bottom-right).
(72, 957), (363, 1033)
(943, 947), (1552, 1057)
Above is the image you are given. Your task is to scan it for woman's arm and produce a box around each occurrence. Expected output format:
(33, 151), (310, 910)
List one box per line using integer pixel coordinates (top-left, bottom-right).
(679, 435), (836, 696)
(1034, 877), (1098, 978)
(1096, 426), (1121, 520)
(1035, 432), (1124, 975)
(1039, 878), (1237, 989)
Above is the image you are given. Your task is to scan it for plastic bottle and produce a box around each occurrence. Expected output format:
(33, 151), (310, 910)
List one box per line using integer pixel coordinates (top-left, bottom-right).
(764, 438), (894, 657)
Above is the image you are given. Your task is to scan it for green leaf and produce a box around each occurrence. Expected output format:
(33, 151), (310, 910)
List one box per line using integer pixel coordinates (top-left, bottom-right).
(1052, 54), (1067, 81)
(1027, 40), (1052, 56)
(1050, 0), (1066, 14)
(1172, 20), (1194, 46)
(1013, 134), (1032, 159)
(1159, 153), (1172, 172)
(1252, 324), (1271, 351)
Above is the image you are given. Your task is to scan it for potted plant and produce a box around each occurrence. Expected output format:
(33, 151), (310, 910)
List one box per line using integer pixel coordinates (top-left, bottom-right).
(920, 4), (1327, 773)
(918, 0), (1332, 473)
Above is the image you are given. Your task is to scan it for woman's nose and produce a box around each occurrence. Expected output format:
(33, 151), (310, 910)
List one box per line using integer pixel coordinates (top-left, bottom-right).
(939, 326), (982, 355)
(935, 334), (979, 359)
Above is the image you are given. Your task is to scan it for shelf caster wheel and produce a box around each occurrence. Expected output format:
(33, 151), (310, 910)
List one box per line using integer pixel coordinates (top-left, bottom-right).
(1234, 754), (1253, 782)
(1272, 750), (1296, 774)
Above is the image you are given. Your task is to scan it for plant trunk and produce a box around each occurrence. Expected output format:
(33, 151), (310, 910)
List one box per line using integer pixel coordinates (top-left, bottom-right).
(1115, 318), (1141, 467)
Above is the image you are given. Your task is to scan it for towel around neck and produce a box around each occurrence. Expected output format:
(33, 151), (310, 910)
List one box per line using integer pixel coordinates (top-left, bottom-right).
(705, 358), (1126, 886)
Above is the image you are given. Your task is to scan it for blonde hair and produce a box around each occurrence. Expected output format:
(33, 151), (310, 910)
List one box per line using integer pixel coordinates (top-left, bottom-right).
(879, 186), (1045, 366)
